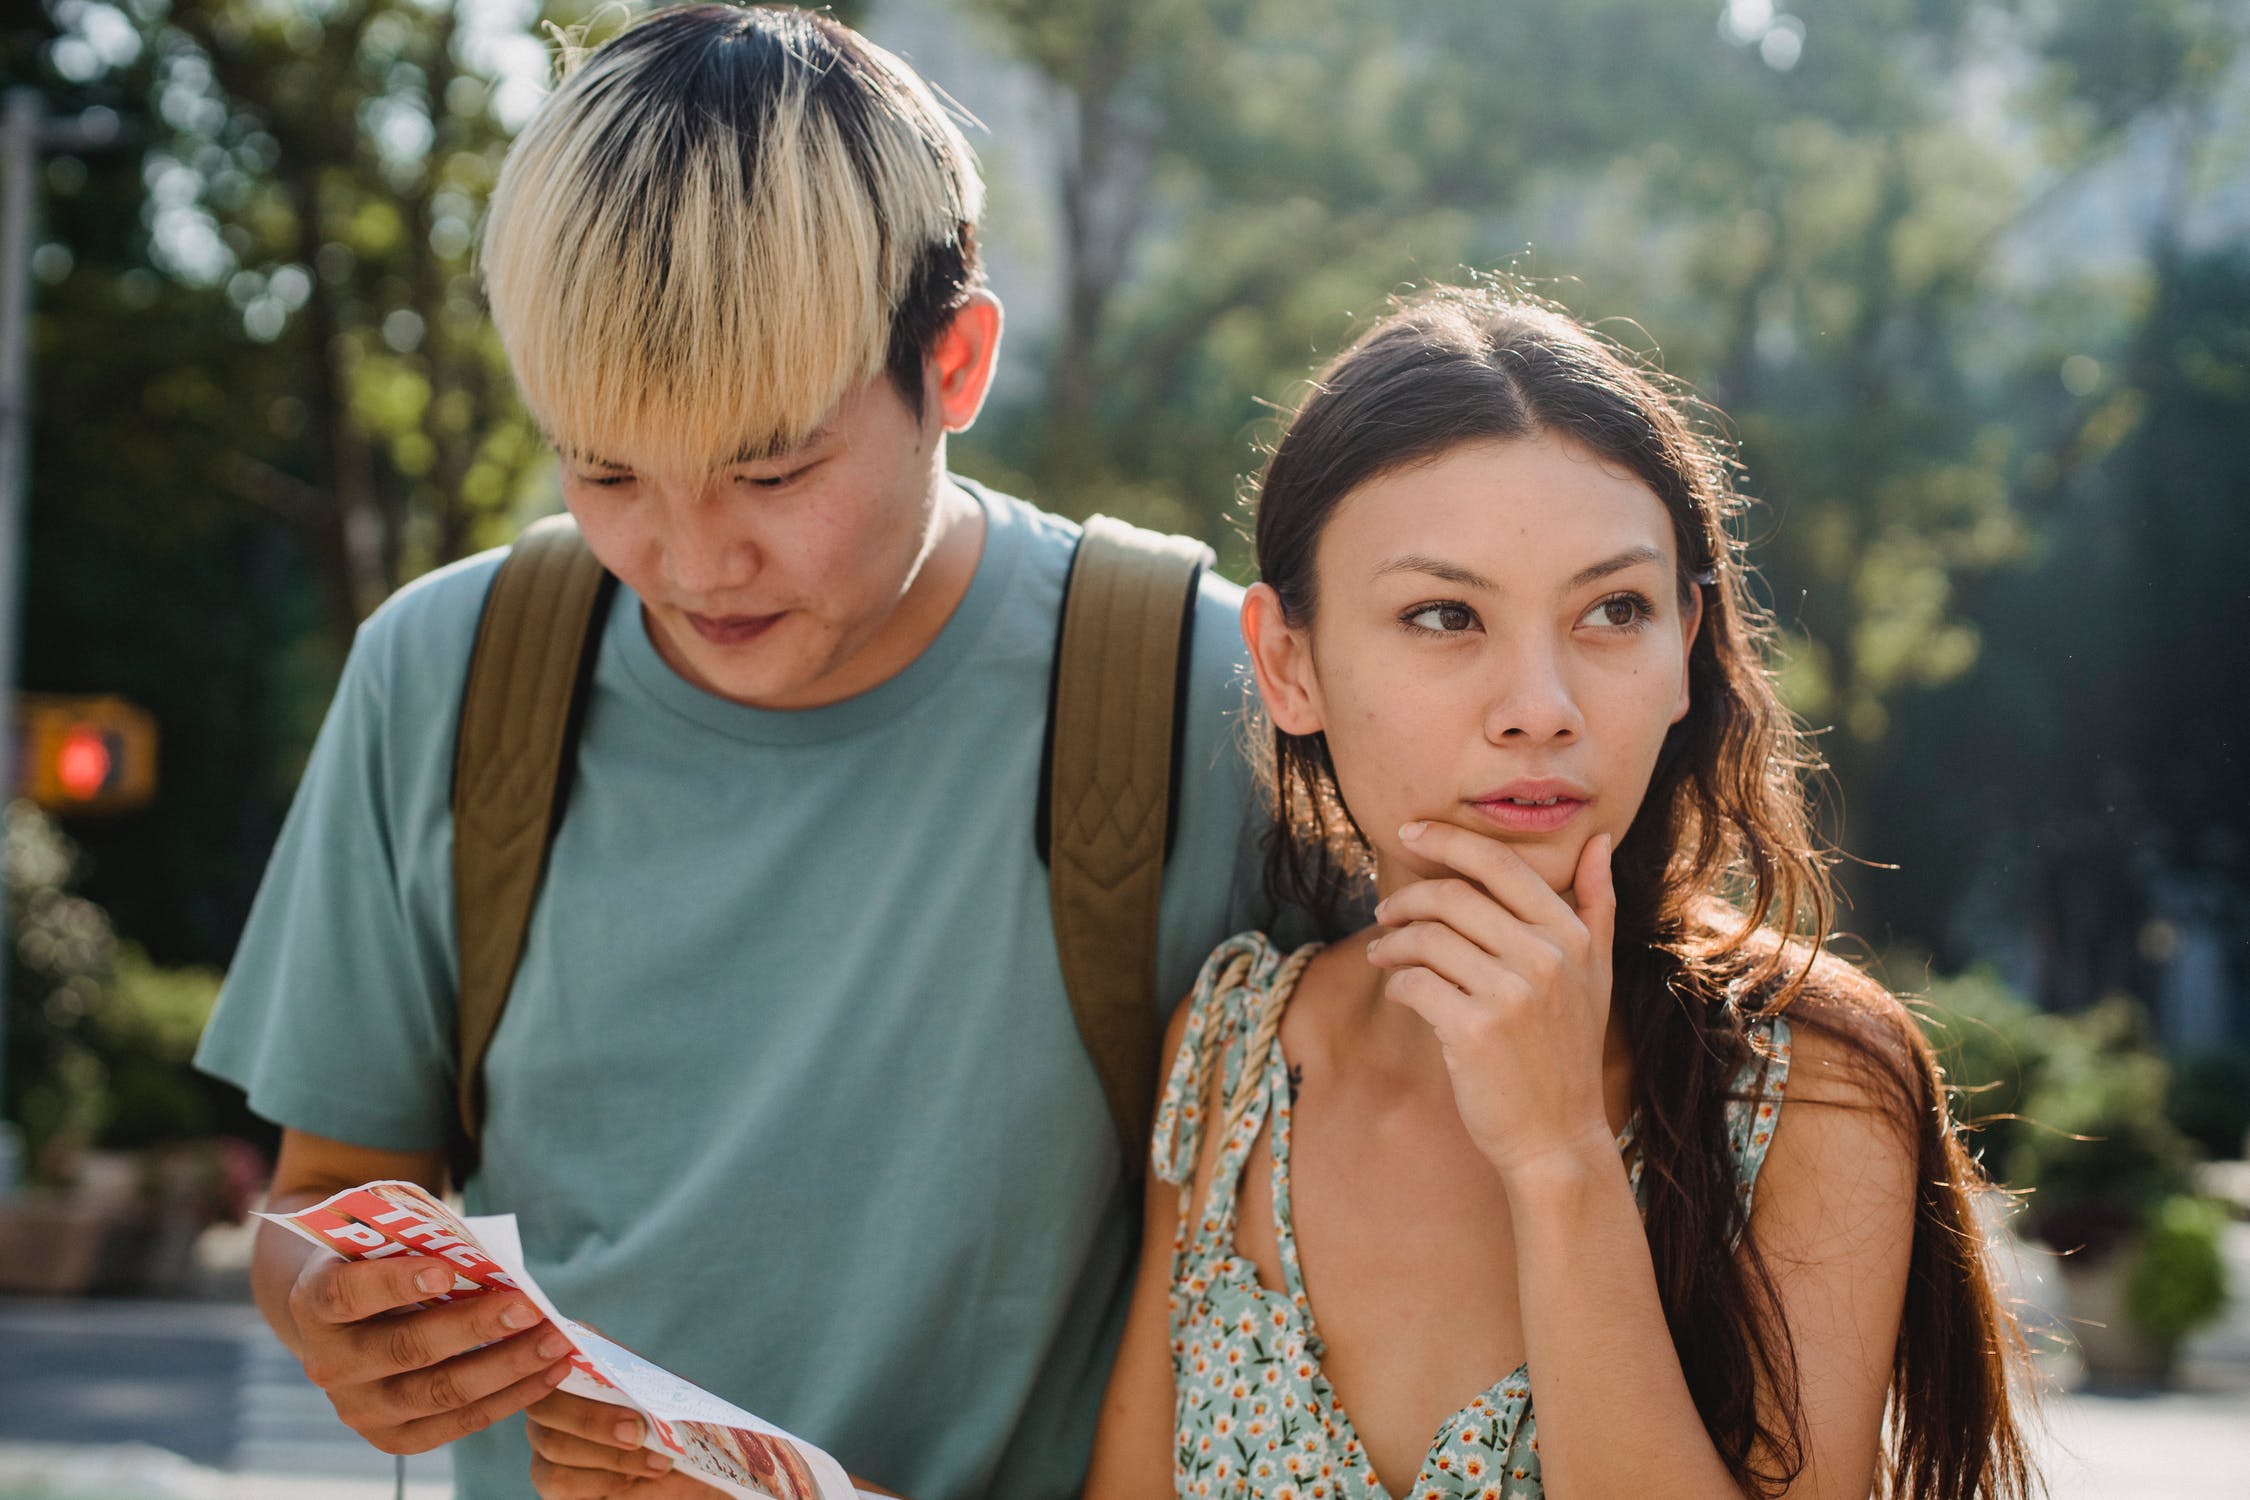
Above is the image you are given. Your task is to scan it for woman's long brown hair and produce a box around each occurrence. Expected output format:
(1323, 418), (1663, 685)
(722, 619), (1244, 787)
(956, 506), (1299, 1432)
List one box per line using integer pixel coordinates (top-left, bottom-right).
(1249, 286), (2032, 1499)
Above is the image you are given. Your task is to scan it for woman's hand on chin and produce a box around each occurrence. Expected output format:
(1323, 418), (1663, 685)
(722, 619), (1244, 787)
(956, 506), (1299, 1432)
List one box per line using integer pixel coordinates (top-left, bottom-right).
(1364, 821), (1621, 1193)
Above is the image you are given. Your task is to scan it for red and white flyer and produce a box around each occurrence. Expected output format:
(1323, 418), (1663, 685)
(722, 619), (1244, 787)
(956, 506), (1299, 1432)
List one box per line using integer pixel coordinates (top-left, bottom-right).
(260, 1181), (858, 1500)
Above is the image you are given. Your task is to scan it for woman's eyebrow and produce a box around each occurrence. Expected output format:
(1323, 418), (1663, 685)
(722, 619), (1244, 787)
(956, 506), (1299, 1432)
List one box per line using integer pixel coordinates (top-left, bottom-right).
(1373, 545), (1668, 593)
(1372, 554), (1497, 590)
(1567, 544), (1668, 590)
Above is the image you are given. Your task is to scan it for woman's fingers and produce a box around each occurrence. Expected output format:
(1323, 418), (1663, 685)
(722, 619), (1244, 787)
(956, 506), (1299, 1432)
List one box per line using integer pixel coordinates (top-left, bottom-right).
(1399, 820), (1578, 927)
(1367, 917), (1518, 1001)
(1375, 960), (1477, 1038)
(1570, 833), (1618, 948)
(1374, 876), (1525, 956)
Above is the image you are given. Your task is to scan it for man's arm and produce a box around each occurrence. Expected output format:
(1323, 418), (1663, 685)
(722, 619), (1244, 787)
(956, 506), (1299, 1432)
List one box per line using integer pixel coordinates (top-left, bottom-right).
(256, 1127), (574, 1453)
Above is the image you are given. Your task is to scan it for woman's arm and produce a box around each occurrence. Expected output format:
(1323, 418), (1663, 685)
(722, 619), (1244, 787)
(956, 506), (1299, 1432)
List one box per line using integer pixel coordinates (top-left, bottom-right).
(1370, 821), (1914, 1499)
(1083, 996), (1205, 1500)
(1080, 1159), (1186, 1499)
(1505, 1020), (1914, 1499)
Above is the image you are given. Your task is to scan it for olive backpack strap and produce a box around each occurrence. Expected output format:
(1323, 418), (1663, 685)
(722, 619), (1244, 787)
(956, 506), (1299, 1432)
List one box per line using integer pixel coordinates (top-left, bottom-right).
(449, 514), (616, 1181)
(1038, 515), (1215, 1178)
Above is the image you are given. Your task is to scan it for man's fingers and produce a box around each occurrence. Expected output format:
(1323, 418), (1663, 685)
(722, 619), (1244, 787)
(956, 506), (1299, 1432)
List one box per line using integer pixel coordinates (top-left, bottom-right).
(527, 1390), (650, 1450)
(528, 1457), (612, 1500)
(296, 1251), (457, 1328)
(345, 1287), (551, 1379)
(384, 1324), (577, 1425)
(531, 1455), (626, 1500)
(531, 1461), (709, 1500)
(393, 1356), (573, 1453)
(529, 1419), (675, 1478)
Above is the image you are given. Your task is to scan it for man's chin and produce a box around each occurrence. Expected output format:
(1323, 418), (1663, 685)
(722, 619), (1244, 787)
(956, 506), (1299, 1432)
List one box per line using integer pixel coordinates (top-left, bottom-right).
(691, 656), (825, 709)
(664, 639), (812, 709)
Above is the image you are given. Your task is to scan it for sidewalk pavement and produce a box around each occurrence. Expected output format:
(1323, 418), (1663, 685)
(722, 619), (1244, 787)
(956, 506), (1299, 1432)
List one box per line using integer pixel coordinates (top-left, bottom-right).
(2, 1225), (2248, 1498)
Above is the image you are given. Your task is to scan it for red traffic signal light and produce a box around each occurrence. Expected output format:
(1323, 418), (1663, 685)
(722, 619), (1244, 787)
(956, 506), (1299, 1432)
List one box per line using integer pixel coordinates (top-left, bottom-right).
(55, 725), (117, 799)
(17, 696), (157, 814)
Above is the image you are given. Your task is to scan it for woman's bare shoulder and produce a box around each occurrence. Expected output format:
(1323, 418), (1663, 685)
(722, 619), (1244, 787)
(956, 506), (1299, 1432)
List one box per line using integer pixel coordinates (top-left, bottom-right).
(1726, 925), (1926, 1114)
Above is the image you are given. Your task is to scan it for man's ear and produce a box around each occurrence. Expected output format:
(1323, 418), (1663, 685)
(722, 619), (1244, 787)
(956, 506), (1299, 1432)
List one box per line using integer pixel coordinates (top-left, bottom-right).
(1671, 582), (1704, 725)
(1243, 583), (1324, 736)
(929, 290), (1003, 434)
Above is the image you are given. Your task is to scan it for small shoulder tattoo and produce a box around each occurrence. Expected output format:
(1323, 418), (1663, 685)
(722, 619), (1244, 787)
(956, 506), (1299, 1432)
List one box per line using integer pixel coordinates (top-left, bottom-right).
(1288, 1062), (1304, 1102)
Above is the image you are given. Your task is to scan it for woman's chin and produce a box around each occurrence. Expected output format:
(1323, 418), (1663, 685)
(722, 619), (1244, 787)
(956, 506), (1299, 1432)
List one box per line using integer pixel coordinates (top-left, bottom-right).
(1512, 840), (1588, 899)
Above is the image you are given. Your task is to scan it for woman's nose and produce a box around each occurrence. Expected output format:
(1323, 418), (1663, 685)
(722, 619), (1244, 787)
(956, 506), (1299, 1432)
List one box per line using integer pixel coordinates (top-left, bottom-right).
(1481, 647), (1584, 745)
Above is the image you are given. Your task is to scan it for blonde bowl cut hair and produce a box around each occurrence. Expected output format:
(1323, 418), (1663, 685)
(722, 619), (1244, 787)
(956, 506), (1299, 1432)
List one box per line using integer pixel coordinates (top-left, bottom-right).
(479, 3), (986, 471)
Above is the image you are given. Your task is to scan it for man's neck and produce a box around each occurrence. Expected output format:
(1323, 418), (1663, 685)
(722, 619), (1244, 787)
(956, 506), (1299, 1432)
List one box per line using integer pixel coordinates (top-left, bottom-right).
(841, 475), (987, 696)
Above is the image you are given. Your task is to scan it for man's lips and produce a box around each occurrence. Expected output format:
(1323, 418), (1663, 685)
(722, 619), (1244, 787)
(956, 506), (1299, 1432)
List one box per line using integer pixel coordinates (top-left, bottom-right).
(683, 610), (785, 646)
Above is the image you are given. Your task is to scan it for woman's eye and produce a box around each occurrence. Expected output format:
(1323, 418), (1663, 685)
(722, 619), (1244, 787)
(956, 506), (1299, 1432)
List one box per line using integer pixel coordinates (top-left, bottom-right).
(1403, 602), (1478, 634)
(1580, 592), (1654, 630)
(581, 473), (633, 489)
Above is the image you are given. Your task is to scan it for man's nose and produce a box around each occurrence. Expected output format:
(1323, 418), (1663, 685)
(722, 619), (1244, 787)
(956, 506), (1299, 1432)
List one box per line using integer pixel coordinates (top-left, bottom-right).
(657, 482), (759, 598)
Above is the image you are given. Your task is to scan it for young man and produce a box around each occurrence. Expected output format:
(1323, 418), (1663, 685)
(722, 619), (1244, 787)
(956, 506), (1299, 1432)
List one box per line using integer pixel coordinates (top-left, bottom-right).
(193, 8), (1275, 1498)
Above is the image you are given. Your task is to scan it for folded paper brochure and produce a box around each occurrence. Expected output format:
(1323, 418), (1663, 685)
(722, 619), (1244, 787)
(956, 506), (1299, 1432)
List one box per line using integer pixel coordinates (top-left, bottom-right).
(260, 1180), (862, 1500)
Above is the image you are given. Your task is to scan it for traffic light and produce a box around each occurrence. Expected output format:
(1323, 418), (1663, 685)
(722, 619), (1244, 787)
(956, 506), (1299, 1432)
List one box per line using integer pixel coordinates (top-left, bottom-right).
(16, 695), (157, 814)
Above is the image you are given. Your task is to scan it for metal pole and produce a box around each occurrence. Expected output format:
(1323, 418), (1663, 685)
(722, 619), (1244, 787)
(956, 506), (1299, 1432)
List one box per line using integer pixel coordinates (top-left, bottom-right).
(0, 92), (127, 1198)
(0, 88), (41, 1200)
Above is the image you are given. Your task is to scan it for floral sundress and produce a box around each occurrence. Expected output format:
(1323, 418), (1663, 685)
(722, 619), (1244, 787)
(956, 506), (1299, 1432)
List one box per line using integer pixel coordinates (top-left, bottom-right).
(1151, 931), (1792, 1500)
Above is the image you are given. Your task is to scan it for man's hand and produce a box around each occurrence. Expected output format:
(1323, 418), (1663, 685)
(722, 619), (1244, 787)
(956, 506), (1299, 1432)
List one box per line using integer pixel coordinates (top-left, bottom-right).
(289, 1248), (574, 1454)
(527, 1392), (711, 1498)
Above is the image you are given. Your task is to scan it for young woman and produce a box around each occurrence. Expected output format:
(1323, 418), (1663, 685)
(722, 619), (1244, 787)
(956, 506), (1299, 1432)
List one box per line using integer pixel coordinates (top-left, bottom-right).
(1083, 288), (2032, 1500)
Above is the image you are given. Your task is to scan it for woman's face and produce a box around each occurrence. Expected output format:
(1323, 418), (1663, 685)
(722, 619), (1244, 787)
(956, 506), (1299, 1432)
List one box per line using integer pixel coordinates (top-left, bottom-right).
(1246, 433), (1702, 900)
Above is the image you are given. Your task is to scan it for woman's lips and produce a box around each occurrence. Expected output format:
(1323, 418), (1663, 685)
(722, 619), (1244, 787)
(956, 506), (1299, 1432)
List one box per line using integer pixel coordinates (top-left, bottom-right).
(1466, 795), (1588, 835)
(684, 610), (785, 646)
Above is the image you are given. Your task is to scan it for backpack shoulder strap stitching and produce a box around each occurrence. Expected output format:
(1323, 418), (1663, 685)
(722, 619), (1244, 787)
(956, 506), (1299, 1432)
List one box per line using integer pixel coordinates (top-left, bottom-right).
(450, 514), (615, 1176)
(1043, 514), (1214, 1176)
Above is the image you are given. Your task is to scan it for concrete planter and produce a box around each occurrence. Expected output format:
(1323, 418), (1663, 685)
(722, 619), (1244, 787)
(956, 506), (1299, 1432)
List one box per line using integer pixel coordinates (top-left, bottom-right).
(2058, 1243), (2177, 1386)
(0, 1192), (120, 1294)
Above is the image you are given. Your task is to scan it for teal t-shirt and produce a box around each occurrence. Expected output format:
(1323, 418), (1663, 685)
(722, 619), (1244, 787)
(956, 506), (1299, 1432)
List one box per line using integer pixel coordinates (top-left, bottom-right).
(195, 479), (1276, 1499)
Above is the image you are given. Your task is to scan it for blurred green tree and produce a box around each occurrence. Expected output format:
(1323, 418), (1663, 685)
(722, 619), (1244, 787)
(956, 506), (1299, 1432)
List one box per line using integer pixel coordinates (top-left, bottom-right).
(10, 0), (2249, 1033)
(151, 0), (563, 637)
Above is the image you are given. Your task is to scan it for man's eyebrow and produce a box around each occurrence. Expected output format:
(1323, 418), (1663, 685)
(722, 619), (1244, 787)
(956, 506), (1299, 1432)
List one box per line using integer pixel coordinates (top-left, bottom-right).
(1567, 544), (1668, 590)
(551, 427), (831, 470)
(551, 439), (623, 469)
(1372, 554), (1498, 591)
(726, 425), (829, 465)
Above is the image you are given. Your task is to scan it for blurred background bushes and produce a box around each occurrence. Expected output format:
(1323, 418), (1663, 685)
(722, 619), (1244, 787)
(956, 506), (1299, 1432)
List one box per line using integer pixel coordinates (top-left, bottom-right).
(5, 802), (236, 1182)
